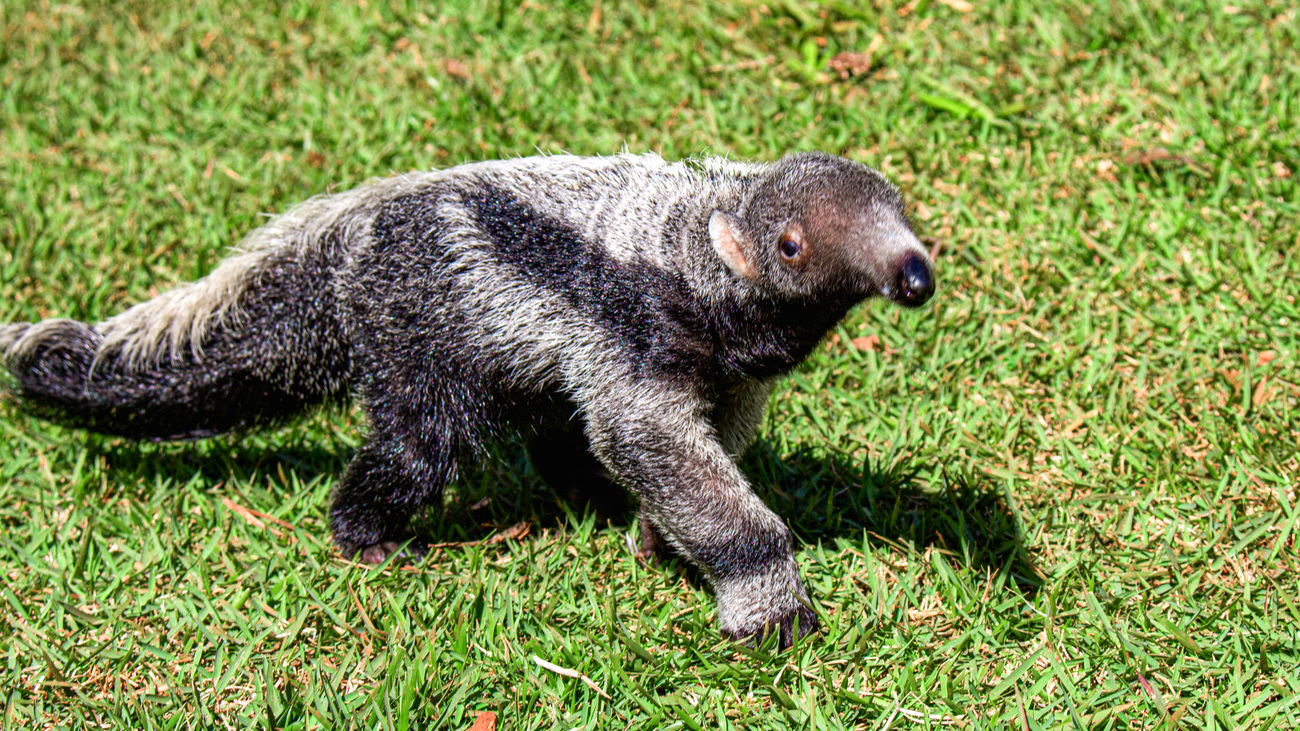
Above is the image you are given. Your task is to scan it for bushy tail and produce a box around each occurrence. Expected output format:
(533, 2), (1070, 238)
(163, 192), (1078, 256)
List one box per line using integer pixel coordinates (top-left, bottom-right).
(1, 196), (365, 441)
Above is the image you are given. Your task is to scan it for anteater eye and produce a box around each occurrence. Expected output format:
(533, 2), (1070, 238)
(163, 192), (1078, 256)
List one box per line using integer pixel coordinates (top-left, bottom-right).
(779, 236), (801, 260)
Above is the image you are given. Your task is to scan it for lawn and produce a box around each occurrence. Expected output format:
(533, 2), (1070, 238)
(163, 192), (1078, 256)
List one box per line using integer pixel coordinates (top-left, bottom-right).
(1, 0), (1298, 728)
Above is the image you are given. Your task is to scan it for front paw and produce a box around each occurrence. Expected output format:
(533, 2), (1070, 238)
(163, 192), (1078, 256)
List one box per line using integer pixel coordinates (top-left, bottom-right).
(723, 603), (819, 650)
(715, 567), (819, 650)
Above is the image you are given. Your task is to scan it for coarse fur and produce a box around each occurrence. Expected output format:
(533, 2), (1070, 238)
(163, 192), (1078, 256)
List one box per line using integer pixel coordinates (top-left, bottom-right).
(1, 152), (935, 648)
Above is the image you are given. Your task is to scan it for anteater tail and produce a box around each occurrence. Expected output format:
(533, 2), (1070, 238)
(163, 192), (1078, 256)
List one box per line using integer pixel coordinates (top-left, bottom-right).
(0, 191), (369, 441)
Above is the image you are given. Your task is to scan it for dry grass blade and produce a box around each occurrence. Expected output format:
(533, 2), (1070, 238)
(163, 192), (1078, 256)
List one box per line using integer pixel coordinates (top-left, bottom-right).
(531, 655), (611, 699)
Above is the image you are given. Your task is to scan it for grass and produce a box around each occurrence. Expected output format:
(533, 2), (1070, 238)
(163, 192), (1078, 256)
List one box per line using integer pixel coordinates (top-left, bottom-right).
(1, 0), (1298, 728)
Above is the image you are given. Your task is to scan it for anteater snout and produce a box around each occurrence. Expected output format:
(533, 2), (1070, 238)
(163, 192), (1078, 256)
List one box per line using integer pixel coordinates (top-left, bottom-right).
(892, 252), (935, 308)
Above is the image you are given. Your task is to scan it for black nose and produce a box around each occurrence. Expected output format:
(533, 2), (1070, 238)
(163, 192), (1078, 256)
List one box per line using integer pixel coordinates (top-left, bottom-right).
(894, 253), (935, 308)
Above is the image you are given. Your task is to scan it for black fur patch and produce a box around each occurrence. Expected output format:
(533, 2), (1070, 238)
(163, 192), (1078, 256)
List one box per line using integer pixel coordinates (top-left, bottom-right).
(707, 292), (858, 380)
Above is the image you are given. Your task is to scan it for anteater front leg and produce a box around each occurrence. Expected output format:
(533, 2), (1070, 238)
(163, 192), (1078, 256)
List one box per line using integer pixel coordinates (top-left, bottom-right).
(580, 380), (817, 649)
(634, 379), (778, 564)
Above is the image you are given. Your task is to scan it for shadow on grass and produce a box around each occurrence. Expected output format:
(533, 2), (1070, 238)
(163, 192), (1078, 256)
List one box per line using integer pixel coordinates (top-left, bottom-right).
(82, 433), (350, 493)
(430, 436), (1043, 597)
(743, 440), (1043, 596)
(75, 424), (1039, 595)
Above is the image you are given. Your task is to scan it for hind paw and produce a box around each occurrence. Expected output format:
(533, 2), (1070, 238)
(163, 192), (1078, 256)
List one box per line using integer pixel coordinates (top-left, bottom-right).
(632, 514), (675, 565)
(338, 538), (425, 565)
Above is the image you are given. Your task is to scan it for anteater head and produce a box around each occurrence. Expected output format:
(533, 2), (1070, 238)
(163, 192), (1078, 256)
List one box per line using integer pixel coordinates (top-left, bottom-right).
(710, 152), (935, 309)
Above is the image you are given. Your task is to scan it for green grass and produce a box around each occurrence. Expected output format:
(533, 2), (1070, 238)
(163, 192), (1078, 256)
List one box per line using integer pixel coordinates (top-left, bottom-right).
(2, 0), (1298, 728)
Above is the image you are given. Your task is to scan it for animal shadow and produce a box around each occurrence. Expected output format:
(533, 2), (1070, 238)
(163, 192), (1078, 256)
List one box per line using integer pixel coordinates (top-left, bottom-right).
(423, 436), (1041, 597)
(79, 429), (351, 494)
(741, 439), (1042, 595)
(71, 423), (1039, 595)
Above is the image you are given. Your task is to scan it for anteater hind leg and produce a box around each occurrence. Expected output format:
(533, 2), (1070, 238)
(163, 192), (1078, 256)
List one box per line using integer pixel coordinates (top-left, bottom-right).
(330, 393), (470, 564)
(328, 436), (445, 563)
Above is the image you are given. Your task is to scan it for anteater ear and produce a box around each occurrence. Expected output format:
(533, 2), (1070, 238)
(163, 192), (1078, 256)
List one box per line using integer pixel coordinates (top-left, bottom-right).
(709, 211), (757, 280)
